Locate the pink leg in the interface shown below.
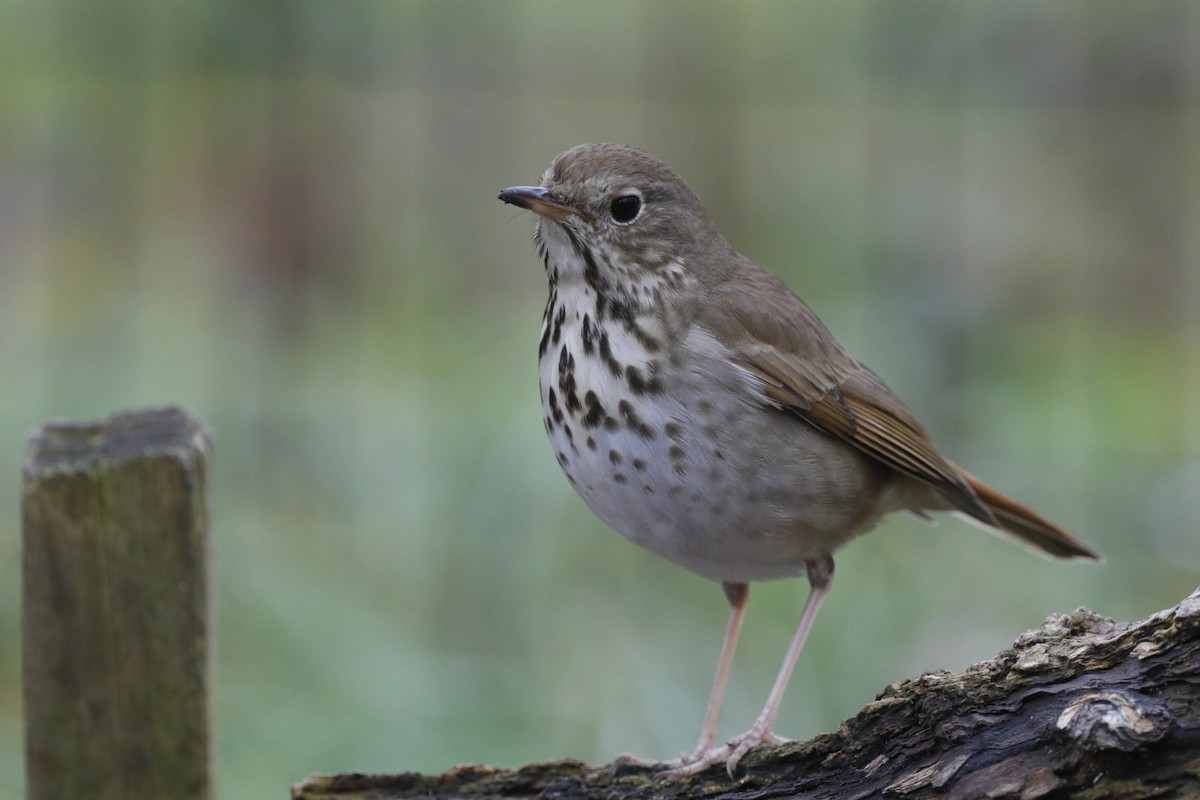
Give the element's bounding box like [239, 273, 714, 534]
[683, 582, 748, 761]
[664, 557, 834, 780]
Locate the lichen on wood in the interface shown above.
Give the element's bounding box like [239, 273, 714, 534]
[22, 406, 214, 800]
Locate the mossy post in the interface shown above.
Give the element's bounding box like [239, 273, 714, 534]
[22, 406, 214, 800]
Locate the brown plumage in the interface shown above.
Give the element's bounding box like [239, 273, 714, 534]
[698, 261, 1095, 560]
[499, 142, 1098, 779]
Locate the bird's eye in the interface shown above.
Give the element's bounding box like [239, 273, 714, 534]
[609, 194, 642, 224]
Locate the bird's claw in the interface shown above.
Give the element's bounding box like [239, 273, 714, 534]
[654, 722, 788, 780]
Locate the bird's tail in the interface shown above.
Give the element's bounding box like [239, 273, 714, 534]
[954, 470, 1101, 562]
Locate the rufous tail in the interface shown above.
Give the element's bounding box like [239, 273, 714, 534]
[958, 471, 1100, 561]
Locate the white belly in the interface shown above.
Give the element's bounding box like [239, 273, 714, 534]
[542, 317, 892, 584]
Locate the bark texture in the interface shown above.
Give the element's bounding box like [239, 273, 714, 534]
[295, 588, 1200, 800]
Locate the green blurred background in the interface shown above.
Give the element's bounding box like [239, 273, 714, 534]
[3, 2, 1199, 797]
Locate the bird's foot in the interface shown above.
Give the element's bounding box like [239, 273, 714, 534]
[657, 721, 788, 780]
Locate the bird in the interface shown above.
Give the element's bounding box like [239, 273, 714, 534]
[497, 143, 1099, 779]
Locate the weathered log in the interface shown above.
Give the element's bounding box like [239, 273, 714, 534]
[294, 587, 1200, 800]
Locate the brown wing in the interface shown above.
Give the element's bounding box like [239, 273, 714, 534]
[697, 264, 1099, 561]
[733, 344, 996, 523]
[699, 268, 992, 521]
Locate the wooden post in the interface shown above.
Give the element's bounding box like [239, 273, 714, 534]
[22, 406, 214, 800]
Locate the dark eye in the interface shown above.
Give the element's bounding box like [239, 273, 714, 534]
[609, 194, 642, 224]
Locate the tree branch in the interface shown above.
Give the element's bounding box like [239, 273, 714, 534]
[294, 588, 1200, 799]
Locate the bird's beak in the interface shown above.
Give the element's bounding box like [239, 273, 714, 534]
[498, 186, 589, 223]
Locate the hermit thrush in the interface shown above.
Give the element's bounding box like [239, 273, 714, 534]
[498, 143, 1099, 779]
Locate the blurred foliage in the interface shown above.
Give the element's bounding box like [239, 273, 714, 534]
[2, 2, 1199, 798]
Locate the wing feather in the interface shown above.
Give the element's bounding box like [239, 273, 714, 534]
[701, 272, 993, 521]
[691, 258, 1098, 561]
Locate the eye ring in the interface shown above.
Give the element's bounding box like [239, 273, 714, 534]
[609, 192, 643, 224]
